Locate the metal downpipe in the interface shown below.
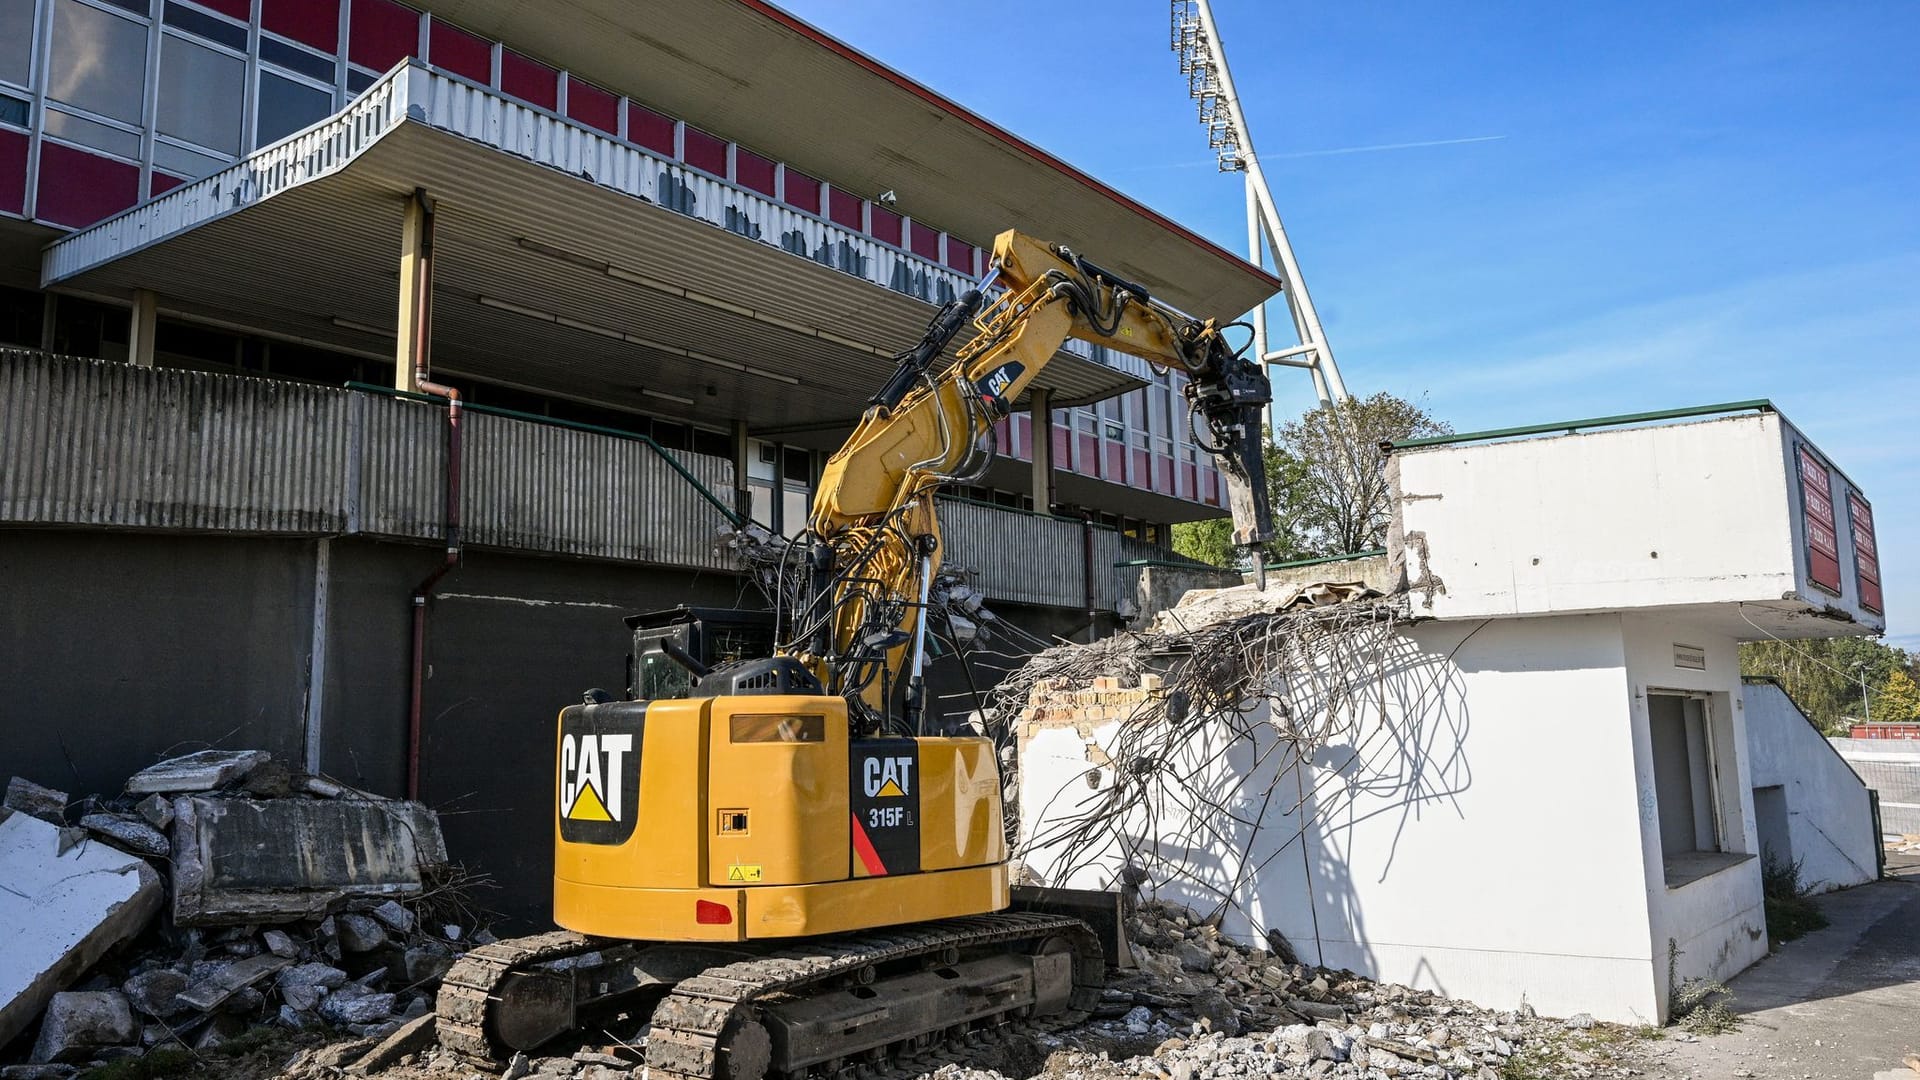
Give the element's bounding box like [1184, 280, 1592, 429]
[406, 190, 460, 802]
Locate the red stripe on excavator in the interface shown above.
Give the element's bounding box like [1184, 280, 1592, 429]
[850, 812, 888, 877]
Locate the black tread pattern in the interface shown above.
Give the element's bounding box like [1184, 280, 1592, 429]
[437, 929, 602, 1060]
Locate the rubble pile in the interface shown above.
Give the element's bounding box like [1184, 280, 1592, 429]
[0, 751, 473, 1078]
[962, 900, 1645, 1080]
[1888, 834, 1920, 855]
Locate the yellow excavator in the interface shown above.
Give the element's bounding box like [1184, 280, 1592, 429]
[436, 230, 1277, 1079]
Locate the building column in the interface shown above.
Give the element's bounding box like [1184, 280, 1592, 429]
[731, 419, 753, 522]
[394, 190, 433, 393]
[128, 289, 158, 368]
[1029, 387, 1055, 512]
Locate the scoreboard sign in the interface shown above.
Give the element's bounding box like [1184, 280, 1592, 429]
[1796, 445, 1842, 595]
[1849, 492, 1883, 615]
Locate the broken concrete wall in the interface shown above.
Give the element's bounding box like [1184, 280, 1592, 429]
[0, 810, 163, 1050]
[1016, 606, 1679, 1023]
[171, 795, 447, 926]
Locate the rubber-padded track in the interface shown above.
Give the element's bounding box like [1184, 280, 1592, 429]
[436, 929, 601, 1060]
[646, 912, 1103, 1080]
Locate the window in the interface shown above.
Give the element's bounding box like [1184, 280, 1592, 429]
[158, 35, 245, 155]
[48, 0, 149, 125]
[0, 91, 25, 128]
[44, 108, 140, 157]
[0, 0, 35, 88]
[154, 138, 226, 178]
[257, 70, 333, 145]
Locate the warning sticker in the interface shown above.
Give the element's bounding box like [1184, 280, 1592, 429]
[726, 864, 763, 883]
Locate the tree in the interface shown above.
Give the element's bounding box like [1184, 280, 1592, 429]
[1877, 669, 1920, 724]
[1740, 637, 1912, 733]
[1276, 391, 1450, 556]
[1173, 393, 1447, 566]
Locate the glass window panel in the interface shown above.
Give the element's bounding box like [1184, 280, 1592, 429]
[162, 1, 245, 49]
[260, 35, 336, 81]
[781, 487, 809, 539]
[96, 0, 149, 13]
[256, 70, 333, 144]
[153, 136, 226, 177]
[44, 106, 141, 158]
[48, 0, 150, 125]
[0, 0, 34, 88]
[0, 91, 26, 128]
[346, 67, 375, 94]
[158, 34, 243, 154]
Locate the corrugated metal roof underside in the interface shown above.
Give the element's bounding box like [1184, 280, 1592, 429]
[47, 121, 1146, 429]
[413, 0, 1281, 320]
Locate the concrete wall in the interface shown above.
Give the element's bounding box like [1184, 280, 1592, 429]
[1743, 679, 1880, 891]
[1387, 413, 1885, 636]
[1619, 614, 1767, 1008]
[1018, 613, 1683, 1022]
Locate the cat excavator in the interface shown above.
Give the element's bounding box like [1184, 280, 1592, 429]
[436, 229, 1277, 1079]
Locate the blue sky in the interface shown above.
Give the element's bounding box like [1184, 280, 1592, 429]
[779, 1, 1919, 646]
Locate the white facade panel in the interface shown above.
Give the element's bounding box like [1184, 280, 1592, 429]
[1388, 412, 1885, 634]
[1743, 680, 1879, 891]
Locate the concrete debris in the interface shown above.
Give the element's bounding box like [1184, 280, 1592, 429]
[0, 757, 481, 1077]
[77, 813, 170, 858]
[28, 992, 138, 1065]
[171, 795, 449, 926]
[124, 749, 270, 795]
[133, 794, 174, 831]
[1147, 579, 1381, 634]
[4, 777, 69, 825]
[0, 810, 164, 1051]
[351, 1012, 438, 1073]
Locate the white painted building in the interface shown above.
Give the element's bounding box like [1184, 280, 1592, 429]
[1742, 677, 1881, 890]
[1018, 405, 1887, 1023]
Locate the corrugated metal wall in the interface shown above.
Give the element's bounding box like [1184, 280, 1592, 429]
[0, 353, 735, 571]
[2, 352, 1177, 602]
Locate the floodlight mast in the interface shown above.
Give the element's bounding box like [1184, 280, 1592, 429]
[1172, 0, 1349, 418]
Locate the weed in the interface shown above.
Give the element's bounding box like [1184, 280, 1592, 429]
[1666, 939, 1740, 1035]
[1762, 854, 1830, 944]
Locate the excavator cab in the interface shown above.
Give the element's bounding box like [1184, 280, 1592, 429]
[625, 606, 776, 701]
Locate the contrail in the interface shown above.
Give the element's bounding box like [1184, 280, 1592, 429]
[1266, 134, 1507, 160]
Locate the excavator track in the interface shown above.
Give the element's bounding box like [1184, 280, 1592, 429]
[435, 913, 1101, 1079]
[647, 912, 1102, 1080]
[436, 929, 607, 1060]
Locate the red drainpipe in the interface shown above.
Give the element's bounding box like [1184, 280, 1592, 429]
[406, 190, 460, 801]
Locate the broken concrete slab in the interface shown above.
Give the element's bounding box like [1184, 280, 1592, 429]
[349, 1012, 436, 1073]
[175, 953, 291, 1013]
[77, 813, 169, 858]
[370, 899, 415, 934]
[318, 988, 394, 1026]
[124, 750, 269, 795]
[0, 811, 164, 1051]
[133, 795, 173, 831]
[168, 796, 447, 926]
[4, 778, 68, 825]
[29, 991, 139, 1064]
[120, 969, 189, 1020]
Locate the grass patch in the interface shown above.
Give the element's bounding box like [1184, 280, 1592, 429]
[1763, 854, 1830, 945]
[77, 1047, 197, 1080]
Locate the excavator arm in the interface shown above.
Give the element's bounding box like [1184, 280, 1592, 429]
[792, 229, 1275, 727]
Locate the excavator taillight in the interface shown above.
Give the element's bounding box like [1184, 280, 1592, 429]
[695, 900, 733, 925]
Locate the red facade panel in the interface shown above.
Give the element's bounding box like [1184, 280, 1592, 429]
[1797, 444, 1842, 594]
[626, 103, 675, 155]
[869, 204, 902, 246]
[1129, 449, 1147, 485]
[565, 78, 618, 135]
[1051, 427, 1069, 468]
[908, 221, 939, 262]
[150, 172, 187, 197]
[1849, 491, 1882, 614]
[944, 238, 974, 275]
[262, 0, 340, 51]
[1153, 456, 1173, 494]
[428, 19, 490, 82]
[1179, 461, 1196, 499]
[734, 148, 775, 196]
[347, 0, 418, 70]
[1103, 442, 1125, 480]
[36, 143, 139, 228]
[681, 125, 728, 176]
[0, 128, 25, 217]
[827, 187, 862, 230]
[499, 49, 557, 110]
[1013, 414, 1030, 459]
[782, 168, 820, 213]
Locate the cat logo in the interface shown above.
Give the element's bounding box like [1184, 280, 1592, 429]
[863, 755, 914, 799]
[559, 733, 632, 822]
[973, 361, 1025, 416]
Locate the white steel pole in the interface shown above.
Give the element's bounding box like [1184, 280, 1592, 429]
[1190, 0, 1349, 404]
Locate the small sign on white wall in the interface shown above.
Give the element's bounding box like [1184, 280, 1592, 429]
[1673, 643, 1707, 670]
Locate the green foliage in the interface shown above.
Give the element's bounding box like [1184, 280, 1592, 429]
[1876, 669, 1920, 723]
[1740, 637, 1914, 733]
[1665, 938, 1739, 1034]
[1277, 392, 1450, 555]
[1761, 854, 1830, 945]
[1173, 393, 1449, 565]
